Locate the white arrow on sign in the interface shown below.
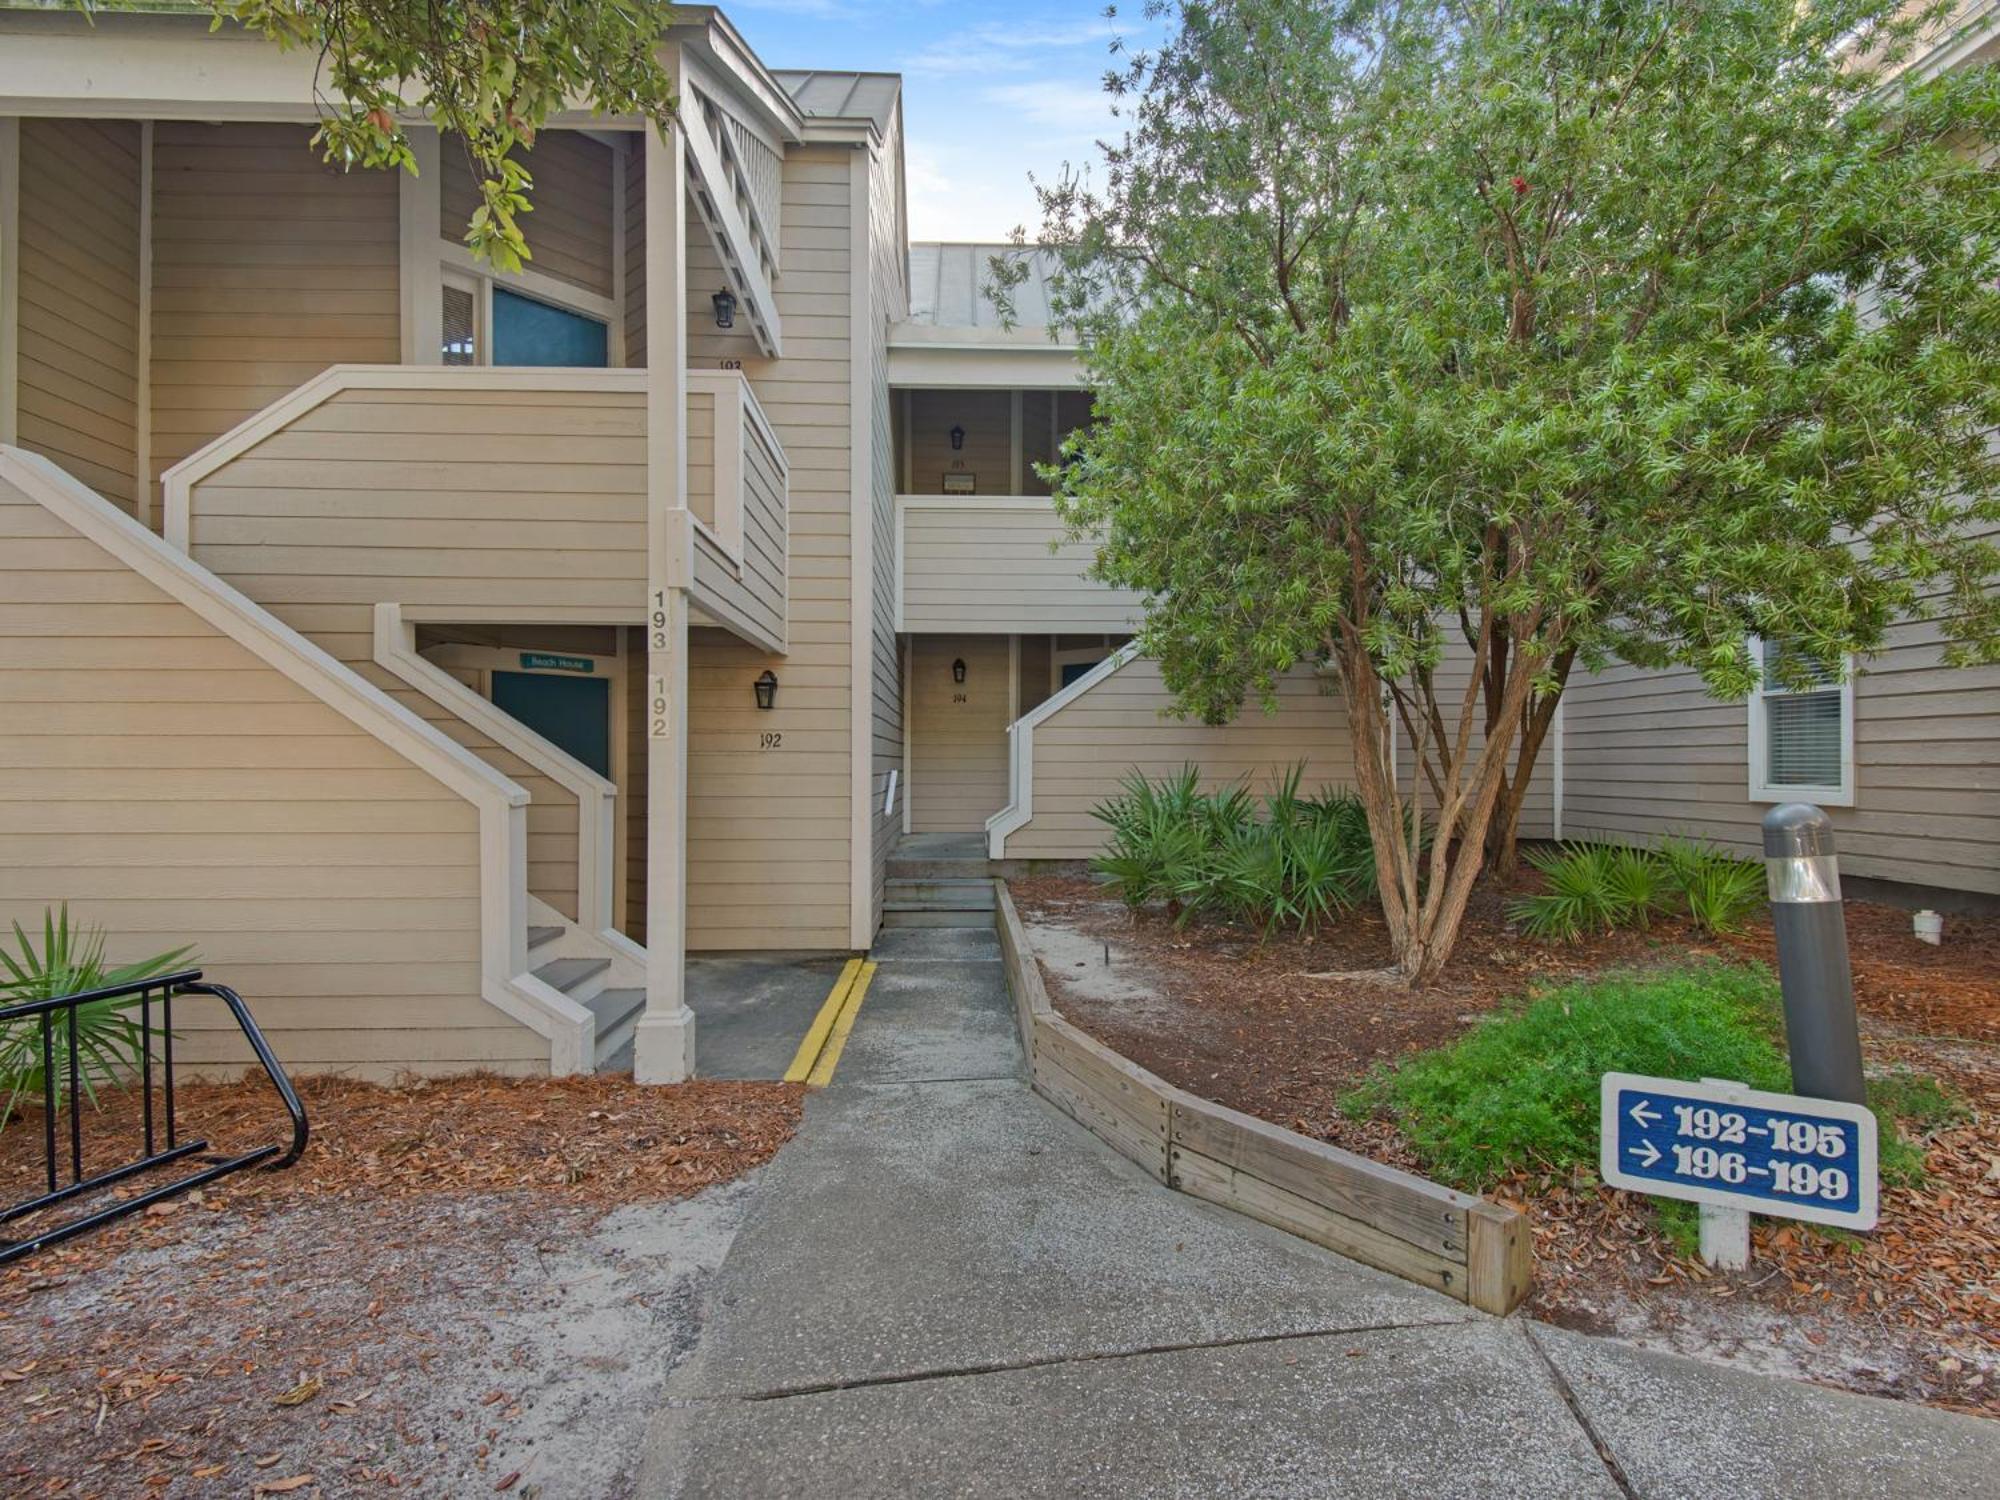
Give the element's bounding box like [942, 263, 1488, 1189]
[1629, 1140, 1661, 1168]
[1629, 1100, 1661, 1128]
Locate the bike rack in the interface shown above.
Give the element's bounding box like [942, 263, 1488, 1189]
[0, 970, 309, 1264]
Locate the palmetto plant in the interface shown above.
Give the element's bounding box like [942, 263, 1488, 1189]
[1509, 844, 1627, 942]
[1511, 837, 1767, 943]
[0, 906, 192, 1129]
[1090, 765, 1377, 937]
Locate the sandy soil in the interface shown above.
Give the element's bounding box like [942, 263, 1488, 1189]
[0, 1075, 800, 1496]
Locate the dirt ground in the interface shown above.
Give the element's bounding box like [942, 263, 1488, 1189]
[0, 1074, 801, 1497]
[1012, 871, 2000, 1416]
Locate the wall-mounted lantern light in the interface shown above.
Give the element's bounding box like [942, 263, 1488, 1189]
[949, 424, 966, 452]
[753, 669, 778, 710]
[952, 657, 967, 685]
[712, 288, 738, 330]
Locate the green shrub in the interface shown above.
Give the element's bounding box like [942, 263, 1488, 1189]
[1658, 837, 1765, 935]
[1509, 837, 1765, 942]
[0, 905, 192, 1129]
[1509, 843, 1626, 941]
[1342, 964, 1792, 1189]
[1089, 764, 1375, 935]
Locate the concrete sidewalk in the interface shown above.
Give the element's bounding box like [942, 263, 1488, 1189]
[639, 925, 1998, 1498]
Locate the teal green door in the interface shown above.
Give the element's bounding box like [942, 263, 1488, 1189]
[491, 670, 612, 777]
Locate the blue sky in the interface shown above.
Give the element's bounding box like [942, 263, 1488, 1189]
[724, 1, 1153, 241]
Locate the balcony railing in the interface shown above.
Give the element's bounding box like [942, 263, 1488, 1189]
[895, 495, 1144, 634]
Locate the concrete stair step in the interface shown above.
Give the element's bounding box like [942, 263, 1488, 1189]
[527, 925, 563, 952]
[884, 885, 996, 912]
[883, 908, 997, 930]
[532, 956, 610, 1006]
[885, 856, 993, 882]
[589, 986, 646, 1067]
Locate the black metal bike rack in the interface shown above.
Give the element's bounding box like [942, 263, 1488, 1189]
[0, 970, 309, 1264]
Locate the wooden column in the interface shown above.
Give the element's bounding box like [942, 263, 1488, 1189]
[398, 125, 443, 366]
[0, 118, 20, 447]
[635, 94, 696, 1083]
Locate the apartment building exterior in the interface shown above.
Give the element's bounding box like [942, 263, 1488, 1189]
[0, 3, 1991, 1086]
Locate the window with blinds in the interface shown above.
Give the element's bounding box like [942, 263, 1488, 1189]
[442, 282, 478, 365]
[1749, 639, 1853, 804]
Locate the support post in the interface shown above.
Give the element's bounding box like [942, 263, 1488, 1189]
[635, 99, 696, 1084]
[1698, 1204, 1750, 1270]
[1761, 804, 1866, 1106]
[0, 117, 20, 447]
[398, 126, 443, 366]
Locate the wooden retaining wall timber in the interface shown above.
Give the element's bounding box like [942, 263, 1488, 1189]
[994, 881, 1532, 1316]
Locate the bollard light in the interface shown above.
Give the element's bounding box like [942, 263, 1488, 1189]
[1762, 804, 1867, 1106]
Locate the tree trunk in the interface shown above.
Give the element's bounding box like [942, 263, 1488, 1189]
[1337, 633, 1541, 986]
[1482, 645, 1576, 878]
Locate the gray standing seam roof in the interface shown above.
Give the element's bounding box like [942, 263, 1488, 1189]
[771, 69, 902, 134]
[905, 242, 1066, 331]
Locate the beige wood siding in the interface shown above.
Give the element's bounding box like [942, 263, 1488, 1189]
[1564, 617, 2000, 894]
[900, 499, 1145, 634]
[690, 385, 789, 651]
[0, 472, 535, 1078]
[1007, 656, 1356, 859]
[677, 147, 859, 951]
[907, 389, 1013, 494]
[14, 119, 143, 512]
[184, 384, 649, 918]
[1018, 635, 1054, 715]
[441, 131, 615, 300]
[909, 635, 1012, 833]
[623, 145, 647, 365]
[866, 125, 906, 930]
[687, 387, 717, 526]
[149, 123, 400, 516]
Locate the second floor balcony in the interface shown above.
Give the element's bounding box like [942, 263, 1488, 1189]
[891, 384, 1142, 635]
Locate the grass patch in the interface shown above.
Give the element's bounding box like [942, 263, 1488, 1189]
[1343, 963, 1790, 1190]
[1342, 961, 1945, 1199]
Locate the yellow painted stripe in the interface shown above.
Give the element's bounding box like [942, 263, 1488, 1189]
[806, 960, 877, 1088]
[784, 958, 862, 1084]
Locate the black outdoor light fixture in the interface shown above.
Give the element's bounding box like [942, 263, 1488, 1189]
[949, 424, 966, 451]
[712, 287, 738, 330]
[753, 669, 778, 710]
[951, 657, 967, 685]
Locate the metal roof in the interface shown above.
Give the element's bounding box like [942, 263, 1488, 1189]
[904, 242, 1073, 331]
[771, 70, 901, 133]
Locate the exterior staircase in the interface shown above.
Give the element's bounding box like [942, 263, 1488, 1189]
[525, 910, 647, 1070]
[882, 834, 1015, 929]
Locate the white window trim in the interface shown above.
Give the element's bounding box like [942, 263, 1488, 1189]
[1747, 637, 1855, 807]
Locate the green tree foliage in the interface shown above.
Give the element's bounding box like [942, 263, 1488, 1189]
[1006, 0, 2000, 983]
[77, 0, 679, 269]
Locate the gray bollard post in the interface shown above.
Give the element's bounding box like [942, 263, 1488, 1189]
[1761, 804, 1867, 1106]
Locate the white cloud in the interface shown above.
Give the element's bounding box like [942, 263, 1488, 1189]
[982, 79, 1120, 134]
[903, 17, 1123, 75]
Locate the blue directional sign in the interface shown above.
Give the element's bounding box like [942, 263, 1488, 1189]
[1600, 1073, 1878, 1230]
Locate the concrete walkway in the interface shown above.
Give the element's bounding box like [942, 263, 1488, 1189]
[639, 926, 1998, 1498]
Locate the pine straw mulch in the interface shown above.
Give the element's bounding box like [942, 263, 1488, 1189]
[1011, 872, 2000, 1416]
[0, 1074, 802, 1496]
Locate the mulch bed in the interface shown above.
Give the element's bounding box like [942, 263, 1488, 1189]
[1012, 872, 2000, 1415]
[0, 1074, 802, 1496]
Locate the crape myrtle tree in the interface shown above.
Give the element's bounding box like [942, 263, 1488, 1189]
[74, 0, 680, 268]
[1005, 0, 2000, 984]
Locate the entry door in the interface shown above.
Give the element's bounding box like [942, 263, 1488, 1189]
[491, 670, 612, 776]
